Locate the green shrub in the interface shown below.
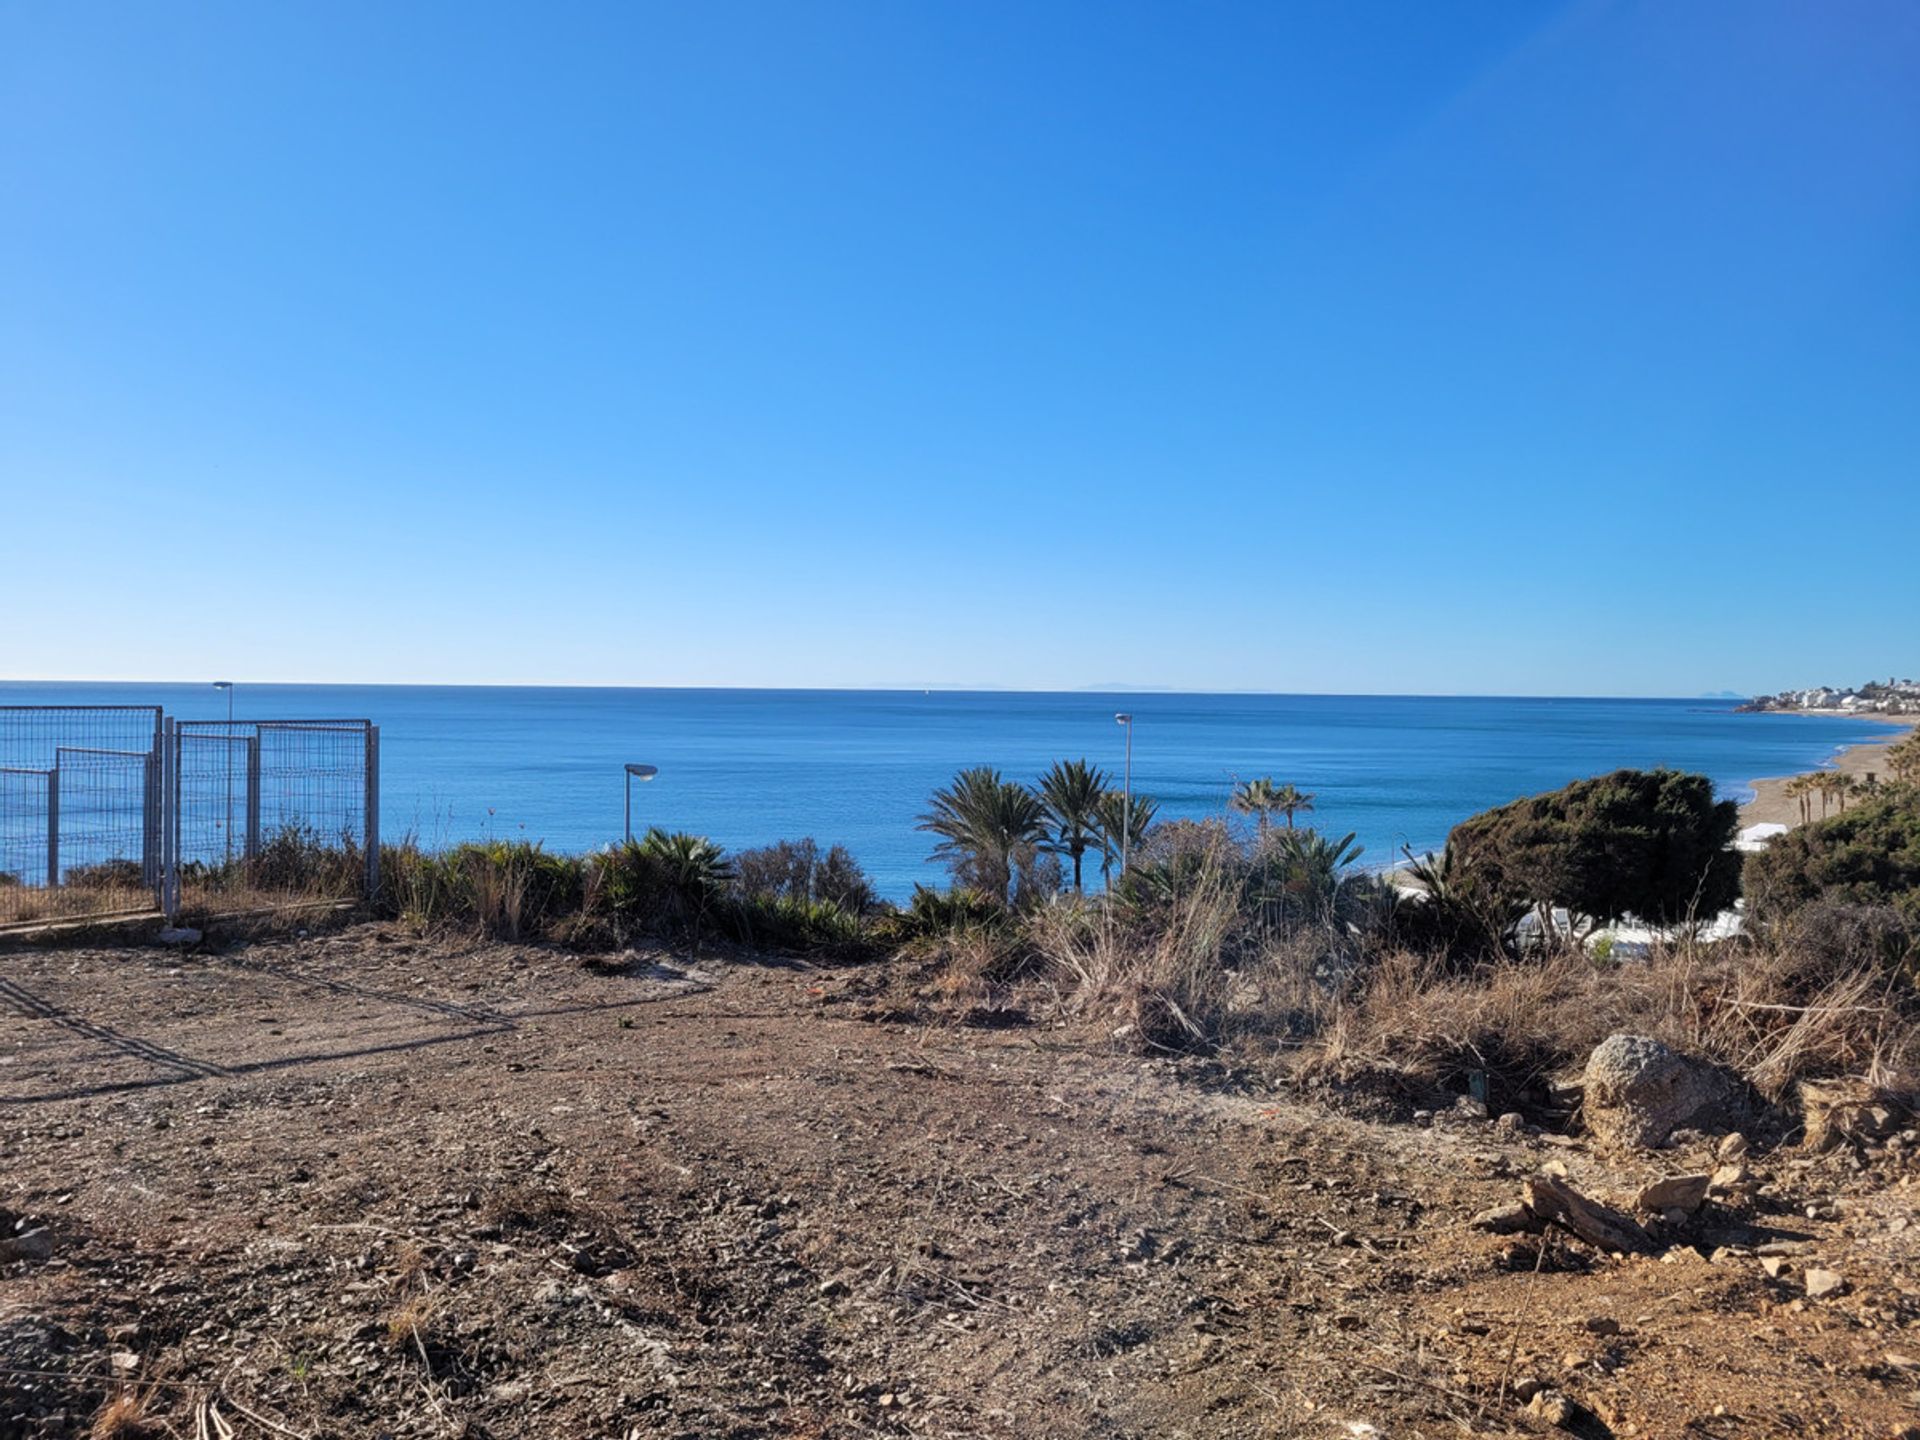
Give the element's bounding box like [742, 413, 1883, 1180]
[733, 838, 876, 914]
[1446, 768, 1740, 932]
[1745, 784, 1920, 931]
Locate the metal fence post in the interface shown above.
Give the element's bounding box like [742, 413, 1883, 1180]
[45, 765, 59, 889]
[364, 724, 380, 902]
[245, 734, 262, 861]
[162, 718, 180, 922]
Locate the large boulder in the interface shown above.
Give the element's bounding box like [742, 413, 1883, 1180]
[1582, 1034, 1739, 1149]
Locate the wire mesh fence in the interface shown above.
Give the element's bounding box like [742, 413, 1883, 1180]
[0, 706, 378, 929]
[0, 706, 164, 925]
[168, 719, 379, 917]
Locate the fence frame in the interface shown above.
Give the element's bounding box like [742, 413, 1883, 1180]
[1, 706, 379, 929]
[0, 705, 164, 926]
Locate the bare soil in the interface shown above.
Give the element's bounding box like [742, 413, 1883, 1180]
[3, 924, 1918, 1438]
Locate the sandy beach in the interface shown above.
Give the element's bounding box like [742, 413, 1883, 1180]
[1739, 711, 1917, 830]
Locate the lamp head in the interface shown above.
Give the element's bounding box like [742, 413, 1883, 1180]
[1114, 712, 1131, 725]
[625, 764, 658, 781]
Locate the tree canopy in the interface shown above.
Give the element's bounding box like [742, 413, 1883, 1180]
[1745, 783, 1920, 927]
[1446, 768, 1740, 929]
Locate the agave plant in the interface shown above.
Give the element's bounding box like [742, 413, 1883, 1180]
[1038, 758, 1110, 891]
[638, 827, 733, 956]
[1256, 827, 1363, 921]
[917, 767, 1049, 905]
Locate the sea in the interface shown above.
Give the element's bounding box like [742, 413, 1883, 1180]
[0, 682, 1891, 901]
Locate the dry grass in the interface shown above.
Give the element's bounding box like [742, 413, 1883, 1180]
[1025, 869, 1345, 1052]
[1304, 939, 1918, 1107]
[381, 1294, 438, 1353]
[89, 1390, 155, 1440]
[973, 842, 1920, 1115]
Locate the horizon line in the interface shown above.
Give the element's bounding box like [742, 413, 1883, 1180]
[0, 675, 1762, 704]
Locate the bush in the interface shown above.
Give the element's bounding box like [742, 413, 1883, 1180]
[1446, 768, 1740, 933]
[1745, 783, 1920, 932]
[733, 838, 876, 914]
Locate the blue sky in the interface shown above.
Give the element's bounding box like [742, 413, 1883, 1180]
[3, 1, 1916, 696]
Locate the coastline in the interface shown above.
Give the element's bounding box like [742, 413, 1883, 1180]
[1739, 711, 1917, 831]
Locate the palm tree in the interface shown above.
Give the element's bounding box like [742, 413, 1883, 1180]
[1833, 773, 1860, 812]
[917, 767, 1049, 905]
[1888, 733, 1920, 782]
[1784, 773, 1815, 825]
[1038, 758, 1109, 892]
[1230, 777, 1284, 843]
[1094, 788, 1158, 890]
[1272, 782, 1315, 829]
[1816, 772, 1839, 818]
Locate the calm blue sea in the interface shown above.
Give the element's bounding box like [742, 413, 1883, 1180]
[0, 683, 1890, 900]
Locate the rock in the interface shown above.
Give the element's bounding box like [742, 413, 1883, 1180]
[1583, 1035, 1741, 1149]
[157, 926, 202, 946]
[1582, 1315, 1620, 1336]
[1528, 1389, 1580, 1428]
[1760, 1255, 1794, 1279]
[1523, 1172, 1653, 1254]
[1635, 1173, 1711, 1214]
[0, 1228, 53, 1263]
[1709, 1163, 1750, 1192]
[1804, 1267, 1846, 1300]
[1453, 1095, 1490, 1121]
[1471, 1202, 1543, 1235]
[1495, 1112, 1527, 1135]
[1511, 1377, 1545, 1402]
[1717, 1132, 1750, 1160]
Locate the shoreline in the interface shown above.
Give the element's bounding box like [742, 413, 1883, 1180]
[1739, 711, 1917, 831]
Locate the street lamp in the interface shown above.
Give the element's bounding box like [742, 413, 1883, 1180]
[214, 681, 234, 866]
[624, 763, 658, 843]
[1114, 713, 1133, 878]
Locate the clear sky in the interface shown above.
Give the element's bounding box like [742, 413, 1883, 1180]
[3, 1, 1916, 696]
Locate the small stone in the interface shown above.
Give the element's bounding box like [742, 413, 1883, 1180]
[1471, 1202, 1540, 1235]
[1717, 1132, 1750, 1160]
[1710, 1163, 1750, 1192]
[1529, 1389, 1579, 1427]
[0, 1229, 54, 1263]
[1495, 1112, 1527, 1134]
[1761, 1255, 1793, 1279]
[1582, 1315, 1621, 1336]
[1804, 1268, 1846, 1300]
[1511, 1377, 1545, 1402]
[1636, 1173, 1711, 1213]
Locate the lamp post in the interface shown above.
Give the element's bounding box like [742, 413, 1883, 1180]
[214, 681, 234, 866]
[1114, 713, 1133, 878]
[624, 763, 658, 843]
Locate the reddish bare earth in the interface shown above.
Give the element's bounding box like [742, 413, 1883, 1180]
[3, 924, 1918, 1438]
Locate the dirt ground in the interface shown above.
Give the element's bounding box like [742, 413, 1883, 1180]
[3, 924, 1918, 1439]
